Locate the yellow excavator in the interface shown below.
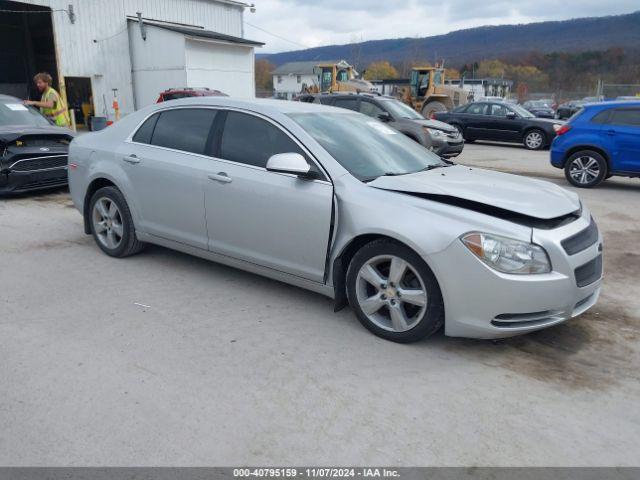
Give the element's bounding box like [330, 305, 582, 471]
[303, 60, 375, 94]
[401, 66, 471, 118]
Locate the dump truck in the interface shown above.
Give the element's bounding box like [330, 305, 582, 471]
[400, 66, 471, 118]
[302, 60, 376, 94]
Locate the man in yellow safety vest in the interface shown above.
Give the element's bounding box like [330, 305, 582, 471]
[23, 72, 71, 127]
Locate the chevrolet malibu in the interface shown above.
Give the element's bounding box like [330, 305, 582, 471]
[68, 98, 603, 343]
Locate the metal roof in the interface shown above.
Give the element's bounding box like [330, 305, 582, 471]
[272, 61, 338, 76]
[127, 18, 264, 46]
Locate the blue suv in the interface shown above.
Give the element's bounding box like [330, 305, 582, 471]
[551, 101, 640, 188]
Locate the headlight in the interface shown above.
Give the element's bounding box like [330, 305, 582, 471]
[425, 128, 444, 137]
[461, 232, 551, 274]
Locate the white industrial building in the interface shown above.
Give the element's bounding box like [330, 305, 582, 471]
[0, 0, 262, 123]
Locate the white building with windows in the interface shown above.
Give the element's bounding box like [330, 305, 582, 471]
[271, 61, 326, 100]
[0, 0, 262, 122]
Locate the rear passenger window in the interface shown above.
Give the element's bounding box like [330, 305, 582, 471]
[151, 109, 217, 155]
[360, 101, 385, 118]
[132, 113, 159, 144]
[610, 109, 640, 127]
[590, 110, 611, 124]
[220, 111, 309, 169]
[332, 97, 359, 111]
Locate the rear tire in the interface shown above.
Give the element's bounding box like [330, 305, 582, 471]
[564, 150, 607, 188]
[346, 239, 444, 343]
[523, 129, 546, 150]
[89, 186, 145, 257]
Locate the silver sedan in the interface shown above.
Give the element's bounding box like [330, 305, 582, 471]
[68, 98, 603, 342]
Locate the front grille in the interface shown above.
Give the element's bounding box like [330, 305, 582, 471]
[9, 155, 68, 172]
[561, 217, 599, 255]
[575, 255, 603, 288]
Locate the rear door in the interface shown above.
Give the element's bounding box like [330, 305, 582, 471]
[606, 108, 640, 172]
[204, 110, 333, 283]
[120, 108, 216, 249]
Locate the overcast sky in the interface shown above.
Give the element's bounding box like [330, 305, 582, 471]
[245, 0, 639, 53]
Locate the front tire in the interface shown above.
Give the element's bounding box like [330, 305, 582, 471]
[564, 150, 607, 188]
[89, 186, 145, 257]
[421, 101, 447, 118]
[346, 239, 444, 343]
[523, 129, 546, 150]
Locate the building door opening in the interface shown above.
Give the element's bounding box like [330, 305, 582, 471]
[65, 77, 94, 130]
[0, 0, 58, 100]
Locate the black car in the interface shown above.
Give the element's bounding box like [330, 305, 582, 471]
[434, 101, 564, 150]
[299, 93, 464, 158]
[522, 100, 555, 119]
[0, 95, 74, 194]
[556, 100, 584, 120]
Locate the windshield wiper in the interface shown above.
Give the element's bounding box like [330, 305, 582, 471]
[362, 171, 408, 183]
[419, 163, 450, 172]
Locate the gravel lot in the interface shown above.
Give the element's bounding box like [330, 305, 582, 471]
[1, 142, 639, 466]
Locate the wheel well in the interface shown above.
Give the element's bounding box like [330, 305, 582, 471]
[562, 145, 610, 169]
[83, 178, 116, 234]
[332, 234, 413, 311]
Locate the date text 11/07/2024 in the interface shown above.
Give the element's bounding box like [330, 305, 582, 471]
[233, 468, 400, 478]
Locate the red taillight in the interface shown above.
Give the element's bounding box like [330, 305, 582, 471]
[430, 113, 436, 119]
[556, 124, 571, 136]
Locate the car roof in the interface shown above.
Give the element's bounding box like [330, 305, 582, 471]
[583, 100, 640, 109]
[150, 96, 342, 115]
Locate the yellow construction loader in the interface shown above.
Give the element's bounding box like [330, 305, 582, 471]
[401, 66, 471, 118]
[303, 60, 375, 94]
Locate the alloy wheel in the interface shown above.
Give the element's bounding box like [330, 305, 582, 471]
[569, 156, 601, 185]
[92, 197, 124, 249]
[525, 131, 543, 149]
[355, 255, 428, 333]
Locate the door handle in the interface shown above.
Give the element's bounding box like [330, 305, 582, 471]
[208, 172, 232, 184]
[123, 154, 140, 164]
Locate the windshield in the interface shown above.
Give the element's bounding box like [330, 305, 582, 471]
[380, 99, 423, 120]
[510, 104, 535, 118]
[288, 112, 445, 182]
[0, 99, 52, 127]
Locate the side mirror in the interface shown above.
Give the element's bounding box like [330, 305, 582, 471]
[266, 153, 314, 178]
[378, 112, 392, 122]
[506, 111, 517, 119]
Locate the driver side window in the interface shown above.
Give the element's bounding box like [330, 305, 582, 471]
[466, 103, 487, 115]
[359, 101, 385, 119]
[490, 104, 508, 117]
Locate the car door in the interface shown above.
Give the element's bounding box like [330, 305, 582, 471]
[605, 108, 640, 172]
[204, 110, 333, 283]
[486, 103, 521, 142]
[460, 103, 488, 139]
[120, 107, 217, 249]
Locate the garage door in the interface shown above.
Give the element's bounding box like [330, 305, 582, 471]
[185, 38, 254, 99]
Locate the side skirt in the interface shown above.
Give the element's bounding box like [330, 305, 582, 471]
[137, 232, 335, 299]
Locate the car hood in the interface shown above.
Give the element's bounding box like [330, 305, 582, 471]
[410, 118, 457, 132]
[369, 165, 580, 220]
[0, 125, 75, 143]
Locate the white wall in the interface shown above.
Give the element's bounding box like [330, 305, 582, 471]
[19, 0, 246, 116]
[273, 74, 317, 99]
[185, 38, 255, 98]
[128, 24, 188, 108]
